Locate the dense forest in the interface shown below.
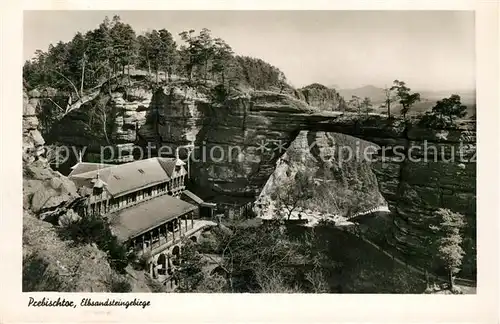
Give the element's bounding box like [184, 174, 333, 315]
[23, 15, 288, 94]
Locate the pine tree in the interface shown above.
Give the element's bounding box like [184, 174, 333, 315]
[348, 95, 362, 115]
[136, 34, 152, 74]
[110, 17, 137, 77]
[431, 94, 467, 126]
[431, 208, 466, 291]
[211, 38, 234, 86]
[66, 32, 87, 96]
[157, 29, 178, 81]
[361, 97, 373, 116]
[390, 80, 421, 119]
[179, 29, 206, 81]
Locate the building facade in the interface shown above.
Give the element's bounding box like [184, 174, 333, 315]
[69, 156, 187, 216]
[68, 156, 216, 289]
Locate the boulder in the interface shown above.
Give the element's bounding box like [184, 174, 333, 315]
[31, 188, 57, 213]
[295, 83, 346, 111]
[58, 209, 81, 227]
[23, 116, 39, 130]
[29, 130, 45, 146]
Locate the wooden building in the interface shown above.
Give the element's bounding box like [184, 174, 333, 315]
[69, 156, 188, 216]
[68, 156, 217, 287]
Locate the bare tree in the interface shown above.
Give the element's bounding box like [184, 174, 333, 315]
[381, 85, 396, 118]
[273, 170, 315, 220]
[44, 75, 121, 120]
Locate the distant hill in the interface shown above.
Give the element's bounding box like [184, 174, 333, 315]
[337, 85, 386, 103]
[338, 85, 475, 103]
[336, 85, 476, 117]
[419, 89, 476, 104]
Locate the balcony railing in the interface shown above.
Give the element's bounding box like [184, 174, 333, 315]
[136, 220, 217, 258]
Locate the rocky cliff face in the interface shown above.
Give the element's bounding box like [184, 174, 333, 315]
[141, 86, 476, 276]
[138, 83, 210, 148]
[256, 130, 386, 218]
[23, 90, 79, 215]
[32, 82, 476, 277]
[295, 83, 347, 111]
[110, 85, 152, 143]
[23, 90, 150, 292]
[23, 91, 46, 164]
[41, 86, 152, 147]
[369, 122, 476, 277]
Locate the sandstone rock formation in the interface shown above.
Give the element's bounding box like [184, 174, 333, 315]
[23, 91, 46, 164]
[23, 90, 80, 215]
[369, 121, 477, 277]
[31, 82, 476, 277]
[23, 89, 145, 292]
[256, 130, 386, 218]
[138, 83, 211, 148]
[144, 85, 475, 277]
[295, 83, 347, 111]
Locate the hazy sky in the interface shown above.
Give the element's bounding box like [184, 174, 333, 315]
[24, 10, 475, 91]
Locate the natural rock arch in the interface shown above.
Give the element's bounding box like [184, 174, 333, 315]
[30, 86, 476, 278]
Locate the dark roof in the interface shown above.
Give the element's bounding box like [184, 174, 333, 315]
[68, 162, 114, 177]
[109, 194, 197, 242]
[69, 157, 182, 197]
[181, 190, 204, 205]
[157, 157, 186, 177]
[157, 158, 177, 177]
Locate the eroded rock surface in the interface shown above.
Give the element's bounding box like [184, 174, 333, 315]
[30, 83, 476, 277]
[23, 91, 46, 164]
[256, 131, 386, 218]
[295, 83, 347, 111]
[23, 90, 80, 214]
